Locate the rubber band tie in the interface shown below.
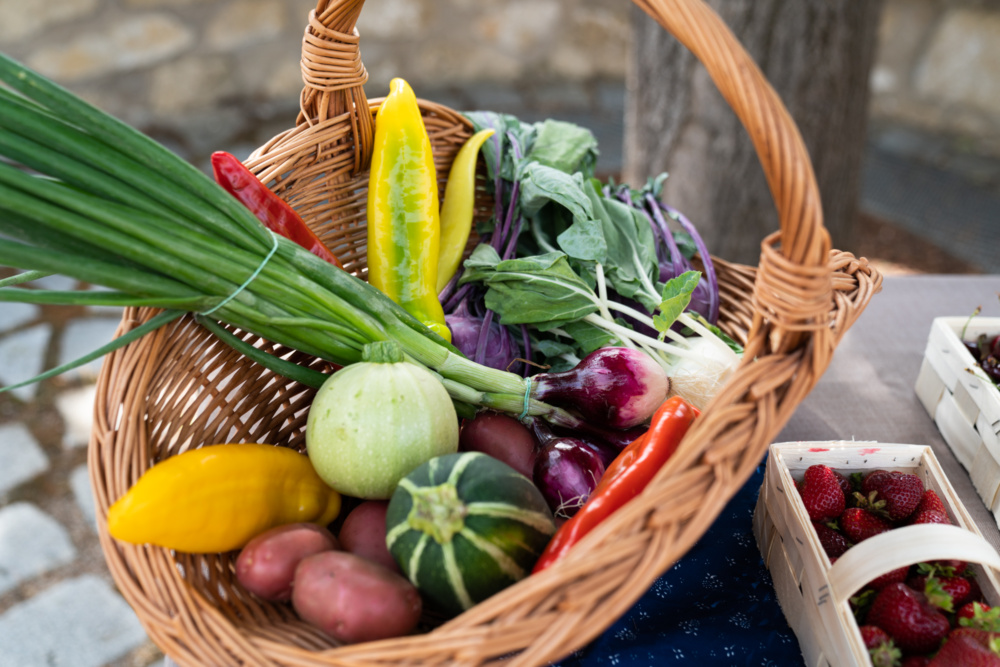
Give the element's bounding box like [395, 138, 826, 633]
[518, 377, 533, 421]
[201, 231, 280, 316]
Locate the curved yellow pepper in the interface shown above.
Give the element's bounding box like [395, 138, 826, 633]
[436, 128, 496, 294]
[367, 78, 451, 342]
[107, 443, 341, 553]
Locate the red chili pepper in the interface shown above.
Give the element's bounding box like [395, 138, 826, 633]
[211, 151, 344, 269]
[532, 396, 699, 573]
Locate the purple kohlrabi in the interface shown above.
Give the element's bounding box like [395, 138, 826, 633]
[445, 300, 522, 373]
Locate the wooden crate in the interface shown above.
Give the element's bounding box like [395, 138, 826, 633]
[753, 440, 1000, 667]
[916, 317, 1000, 526]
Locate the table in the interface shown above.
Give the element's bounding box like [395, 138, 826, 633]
[557, 274, 1000, 666]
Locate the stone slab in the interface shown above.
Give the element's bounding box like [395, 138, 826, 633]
[0, 303, 39, 333]
[57, 318, 124, 382]
[0, 324, 51, 401]
[0, 575, 148, 667]
[0, 423, 49, 496]
[54, 385, 97, 450]
[0, 503, 76, 596]
[69, 464, 96, 528]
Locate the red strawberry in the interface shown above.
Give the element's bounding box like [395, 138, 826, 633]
[812, 521, 850, 558]
[927, 628, 1000, 666]
[901, 657, 929, 667]
[861, 624, 892, 648]
[797, 465, 846, 521]
[959, 602, 1000, 632]
[861, 469, 925, 521]
[867, 565, 911, 591]
[909, 490, 951, 525]
[908, 571, 975, 612]
[861, 625, 901, 667]
[834, 470, 853, 498]
[867, 583, 951, 654]
[841, 507, 893, 544]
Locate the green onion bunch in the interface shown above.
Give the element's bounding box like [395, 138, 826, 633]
[0, 54, 587, 427]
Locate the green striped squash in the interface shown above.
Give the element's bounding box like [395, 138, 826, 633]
[385, 451, 556, 616]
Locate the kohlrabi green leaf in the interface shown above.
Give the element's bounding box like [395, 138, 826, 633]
[653, 270, 700, 334]
[463, 251, 599, 329]
[518, 163, 594, 222]
[584, 180, 659, 310]
[525, 119, 599, 177]
[556, 214, 606, 263]
[560, 320, 619, 355]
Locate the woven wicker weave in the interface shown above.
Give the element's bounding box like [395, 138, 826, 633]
[89, 0, 883, 665]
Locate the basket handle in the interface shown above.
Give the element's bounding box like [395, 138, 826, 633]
[298, 0, 374, 173]
[827, 524, 1000, 605]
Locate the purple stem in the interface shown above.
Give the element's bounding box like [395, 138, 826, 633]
[443, 281, 475, 314]
[502, 218, 523, 261]
[520, 324, 532, 377]
[645, 193, 689, 273]
[474, 307, 495, 365]
[659, 202, 720, 324]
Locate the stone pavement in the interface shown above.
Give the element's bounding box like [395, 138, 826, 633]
[0, 276, 161, 667]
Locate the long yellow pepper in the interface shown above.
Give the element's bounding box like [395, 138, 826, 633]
[367, 78, 451, 342]
[107, 443, 342, 553]
[436, 128, 496, 293]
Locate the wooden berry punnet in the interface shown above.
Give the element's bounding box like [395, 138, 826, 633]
[753, 440, 1000, 667]
[917, 316, 1000, 528]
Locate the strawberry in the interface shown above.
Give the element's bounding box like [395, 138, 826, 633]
[841, 507, 893, 544]
[867, 565, 911, 591]
[797, 465, 846, 521]
[908, 568, 975, 612]
[927, 628, 1000, 666]
[909, 490, 951, 526]
[867, 582, 951, 654]
[959, 602, 1000, 632]
[812, 521, 850, 558]
[861, 469, 925, 521]
[900, 657, 929, 667]
[834, 470, 853, 498]
[861, 625, 902, 667]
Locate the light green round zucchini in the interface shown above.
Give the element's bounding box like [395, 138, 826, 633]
[306, 342, 458, 499]
[385, 452, 556, 616]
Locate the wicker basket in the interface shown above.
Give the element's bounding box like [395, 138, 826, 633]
[753, 440, 1000, 666]
[917, 316, 1000, 527]
[88, 0, 883, 664]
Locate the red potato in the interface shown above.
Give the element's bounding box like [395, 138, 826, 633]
[338, 500, 400, 574]
[459, 411, 537, 479]
[235, 523, 338, 602]
[292, 551, 422, 644]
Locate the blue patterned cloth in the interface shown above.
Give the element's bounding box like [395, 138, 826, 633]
[557, 463, 804, 667]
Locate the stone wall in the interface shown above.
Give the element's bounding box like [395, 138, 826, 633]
[872, 0, 1000, 156]
[0, 0, 628, 165]
[2, 0, 1000, 164]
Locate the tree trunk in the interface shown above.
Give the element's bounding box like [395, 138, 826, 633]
[624, 0, 884, 265]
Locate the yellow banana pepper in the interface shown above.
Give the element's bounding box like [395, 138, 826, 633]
[367, 78, 451, 342]
[436, 128, 496, 293]
[107, 443, 342, 553]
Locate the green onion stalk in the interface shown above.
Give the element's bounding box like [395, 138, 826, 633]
[0, 54, 599, 430]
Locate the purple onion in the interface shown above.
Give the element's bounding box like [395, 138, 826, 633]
[531, 347, 669, 430]
[532, 435, 606, 518]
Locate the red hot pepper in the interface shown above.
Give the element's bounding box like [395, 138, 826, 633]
[532, 396, 699, 573]
[211, 151, 343, 269]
